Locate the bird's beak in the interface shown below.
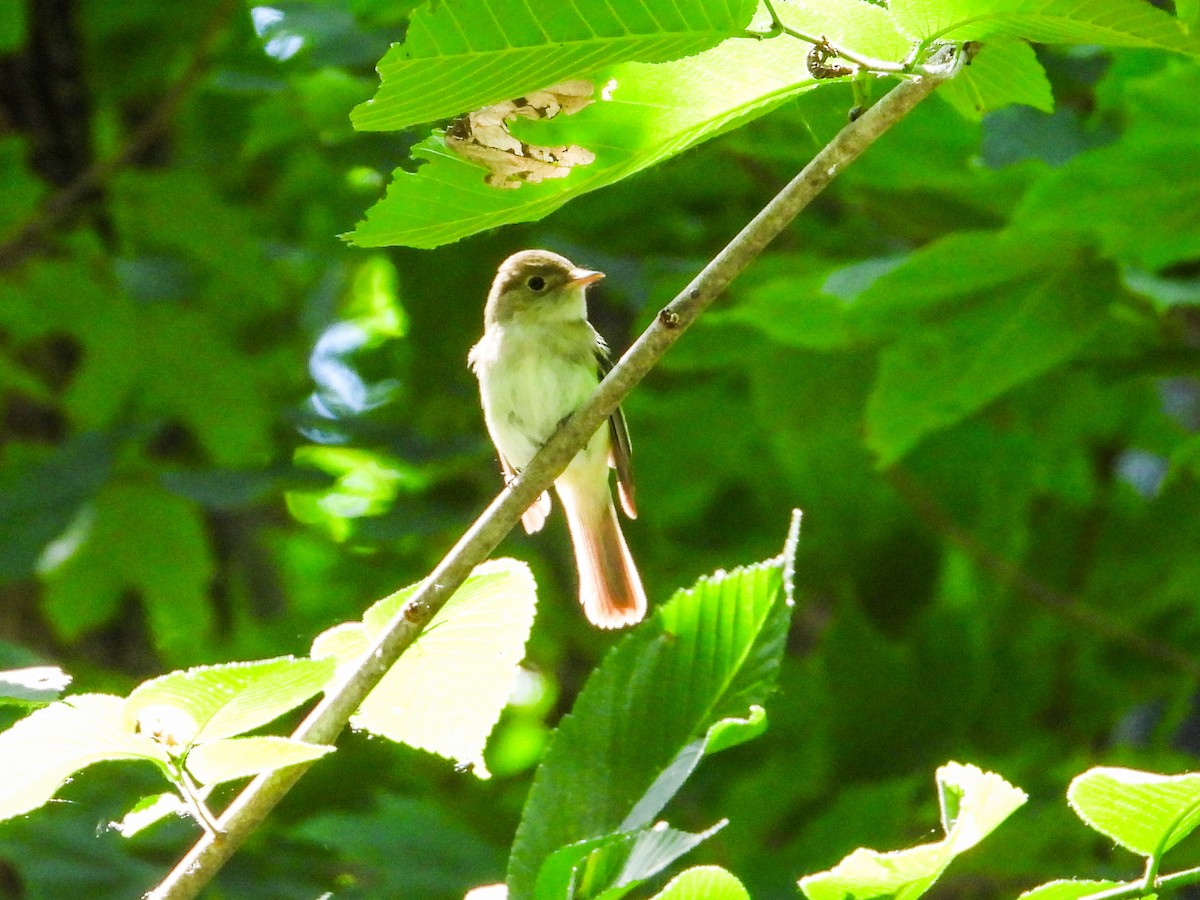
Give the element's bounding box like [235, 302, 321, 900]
[569, 268, 605, 287]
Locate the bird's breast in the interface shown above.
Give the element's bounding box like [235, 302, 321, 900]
[473, 321, 601, 468]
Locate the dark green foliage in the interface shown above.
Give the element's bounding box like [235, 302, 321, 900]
[2, 0, 1200, 897]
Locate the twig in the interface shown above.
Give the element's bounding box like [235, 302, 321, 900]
[176, 766, 221, 838]
[888, 467, 1200, 677]
[751, 0, 930, 75]
[0, 0, 239, 270]
[146, 64, 958, 900]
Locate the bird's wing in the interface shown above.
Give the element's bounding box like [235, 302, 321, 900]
[597, 348, 637, 519]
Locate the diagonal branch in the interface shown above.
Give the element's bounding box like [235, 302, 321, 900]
[146, 57, 962, 900]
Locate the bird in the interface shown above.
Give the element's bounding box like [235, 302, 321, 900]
[468, 249, 646, 629]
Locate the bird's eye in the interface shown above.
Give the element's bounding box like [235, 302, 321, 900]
[527, 275, 546, 292]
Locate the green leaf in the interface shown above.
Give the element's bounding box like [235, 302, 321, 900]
[891, 0, 1199, 54]
[112, 171, 286, 324]
[0, 3, 24, 53]
[298, 795, 505, 897]
[938, 39, 1054, 120]
[351, 0, 757, 131]
[863, 232, 1113, 466]
[1067, 767, 1200, 858]
[535, 821, 725, 900]
[0, 136, 42, 228]
[40, 482, 216, 661]
[311, 558, 537, 774]
[703, 703, 768, 754]
[1013, 135, 1200, 269]
[712, 254, 860, 351]
[124, 656, 335, 744]
[848, 231, 1066, 337]
[344, 0, 425, 27]
[0, 351, 55, 405]
[1019, 880, 1124, 900]
[184, 735, 333, 787]
[622, 706, 766, 834]
[158, 464, 312, 510]
[0, 694, 168, 822]
[126, 307, 279, 465]
[0, 431, 113, 581]
[1122, 268, 1200, 310]
[2, 261, 279, 473]
[935, 762, 1026, 850]
[109, 792, 187, 838]
[651, 866, 751, 900]
[1181, 0, 1200, 32]
[507, 512, 799, 899]
[799, 762, 1026, 900]
[348, 36, 816, 248]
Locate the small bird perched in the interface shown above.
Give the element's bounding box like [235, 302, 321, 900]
[468, 249, 646, 629]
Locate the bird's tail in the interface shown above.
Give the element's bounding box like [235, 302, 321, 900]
[558, 479, 646, 629]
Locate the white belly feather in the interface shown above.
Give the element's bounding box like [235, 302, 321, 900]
[470, 320, 607, 472]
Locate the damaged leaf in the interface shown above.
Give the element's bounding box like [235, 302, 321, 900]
[445, 80, 605, 189]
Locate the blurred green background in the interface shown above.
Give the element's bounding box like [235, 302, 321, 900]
[2, 0, 1200, 897]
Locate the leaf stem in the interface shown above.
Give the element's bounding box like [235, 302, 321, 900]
[174, 761, 221, 837]
[145, 61, 959, 900]
[1080, 864, 1200, 900]
[1143, 855, 1162, 893]
[751, 0, 947, 76]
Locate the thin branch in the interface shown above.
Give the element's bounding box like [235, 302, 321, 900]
[0, 0, 239, 271]
[176, 766, 221, 838]
[888, 467, 1200, 678]
[146, 64, 958, 900]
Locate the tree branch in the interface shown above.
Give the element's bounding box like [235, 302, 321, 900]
[146, 62, 959, 900]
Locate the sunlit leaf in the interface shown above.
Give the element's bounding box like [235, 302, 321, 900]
[185, 735, 333, 786]
[892, 0, 1199, 54]
[938, 39, 1054, 119]
[109, 792, 187, 838]
[0, 695, 167, 822]
[651, 866, 751, 900]
[311, 558, 537, 774]
[772, 0, 915, 59]
[799, 763, 1026, 900]
[124, 656, 335, 744]
[1067, 767, 1200, 857]
[351, 0, 758, 131]
[348, 36, 816, 248]
[1019, 880, 1126, 900]
[0, 666, 71, 705]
